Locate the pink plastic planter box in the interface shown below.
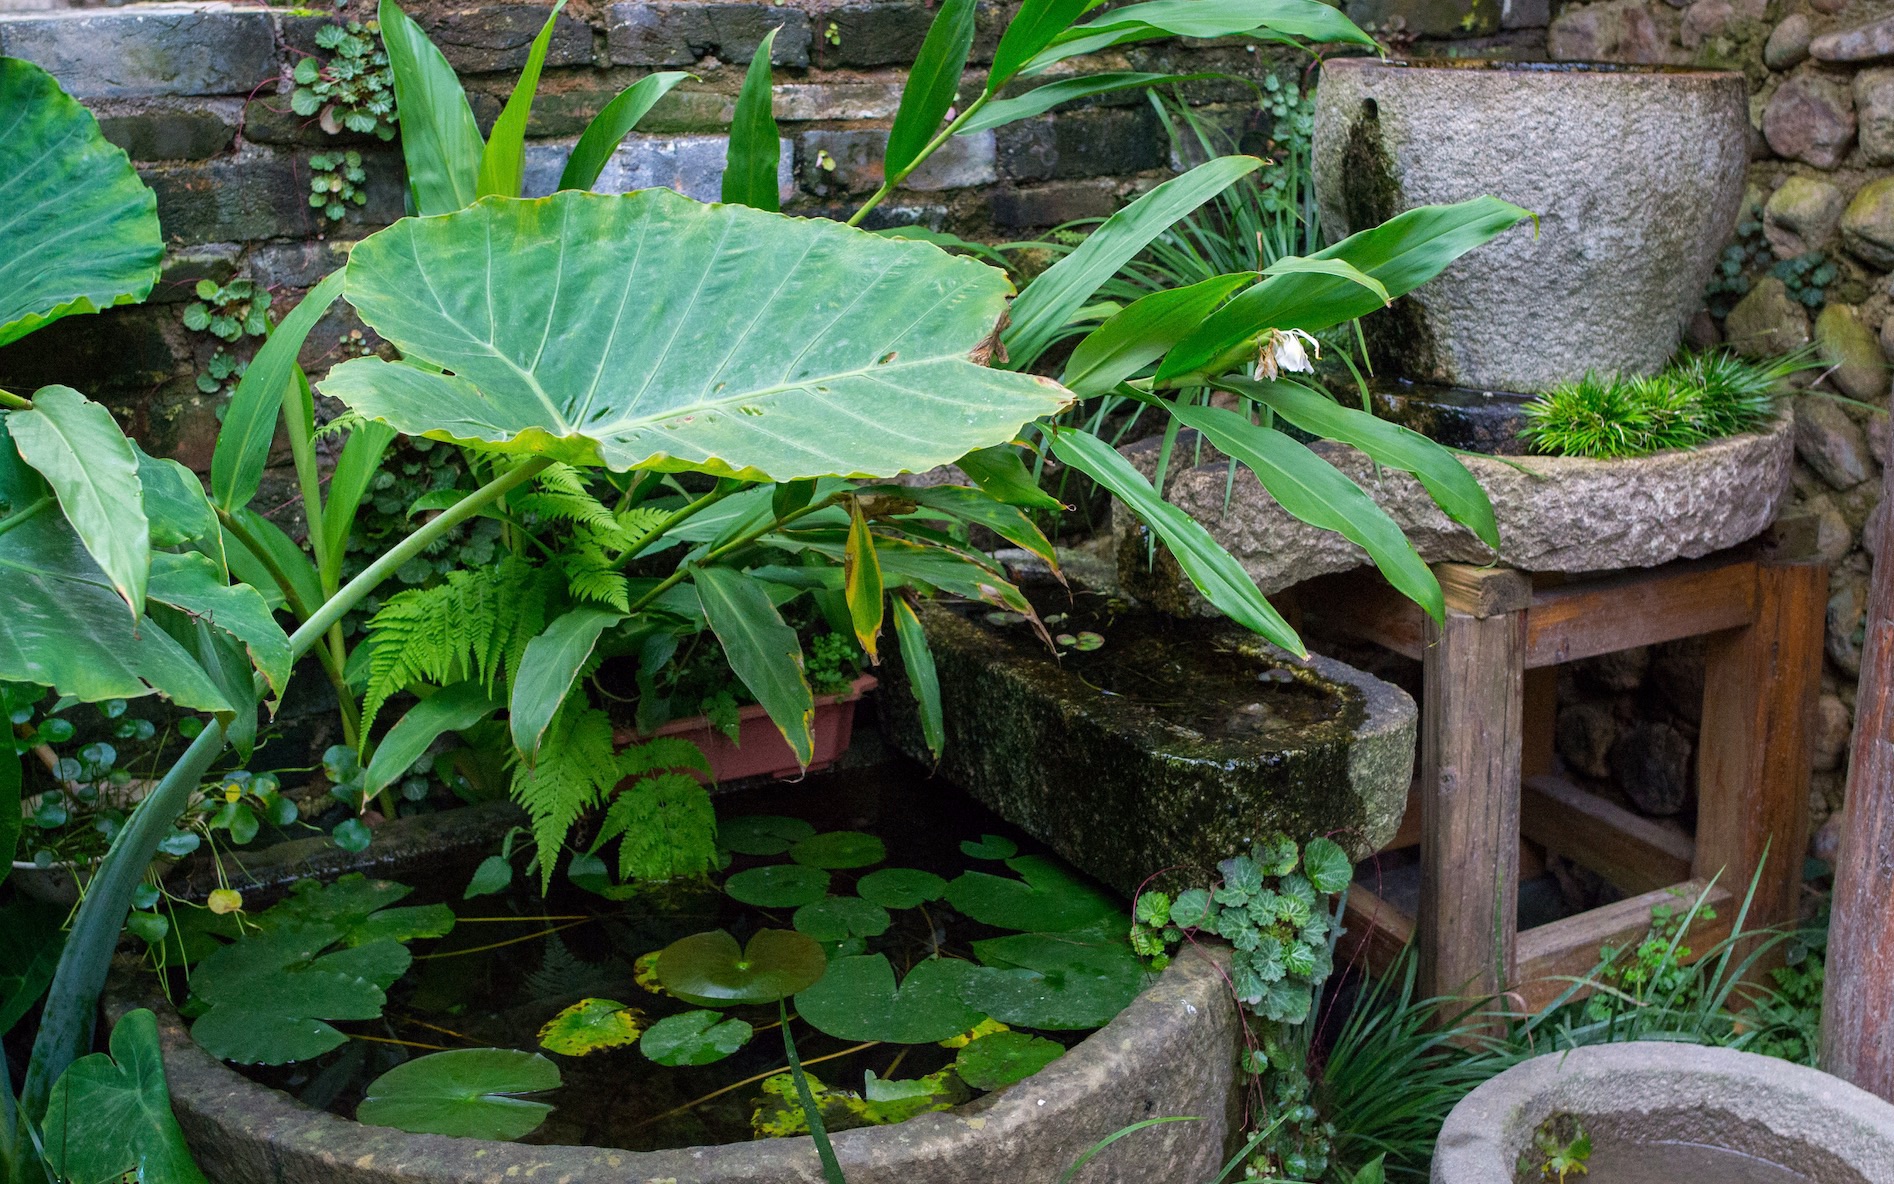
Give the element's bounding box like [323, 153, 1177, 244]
[615, 674, 877, 783]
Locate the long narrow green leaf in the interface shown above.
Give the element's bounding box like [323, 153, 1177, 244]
[886, 0, 978, 175]
[8, 385, 148, 618]
[0, 744, 19, 874]
[890, 595, 943, 758]
[722, 27, 782, 212]
[149, 551, 294, 698]
[955, 444, 1062, 511]
[210, 269, 345, 512]
[845, 498, 884, 660]
[221, 507, 323, 615]
[477, 0, 566, 200]
[380, 0, 485, 214]
[1224, 377, 1501, 550]
[1062, 273, 1253, 396]
[1170, 404, 1442, 620]
[1157, 197, 1533, 383]
[319, 421, 397, 580]
[366, 681, 501, 797]
[960, 72, 1219, 134]
[695, 565, 813, 764]
[1261, 255, 1390, 305]
[865, 482, 1059, 567]
[559, 72, 692, 192]
[1025, 0, 1374, 72]
[509, 607, 626, 759]
[1003, 156, 1262, 368]
[1049, 429, 1301, 653]
[987, 0, 1097, 92]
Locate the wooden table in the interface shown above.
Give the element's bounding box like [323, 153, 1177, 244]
[1294, 549, 1826, 1011]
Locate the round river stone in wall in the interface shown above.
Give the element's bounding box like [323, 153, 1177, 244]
[1312, 59, 1750, 395]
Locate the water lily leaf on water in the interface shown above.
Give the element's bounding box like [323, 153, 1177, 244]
[944, 855, 1119, 933]
[793, 895, 892, 941]
[357, 1048, 560, 1141]
[856, 867, 948, 910]
[953, 1029, 1064, 1090]
[537, 997, 646, 1056]
[639, 1009, 753, 1066]
[189, 925, 406, 1064]
[959, 928, 1145, 1031]
[656, 928, 827, 1006]
[718, 813, 816, 856]
[254, 873, 456, 947]
[724, 863, 830, 908]
[789, 830, 887, 870]
[322, 189, 1072, 482]
[959, 834, 1018, 860]
[795, 954, 984, 1043]
[41, 1009, 207, 1184]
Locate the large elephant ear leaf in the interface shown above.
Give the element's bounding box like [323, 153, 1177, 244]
[0, 58, 162, 348]
[321, 189, 1072, 481]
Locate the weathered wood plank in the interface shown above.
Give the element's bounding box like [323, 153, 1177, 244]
[1419, 606, 1525, 1002]
[1512, 879, 1735, 1014]
[1338, 885, 1413, 979]
[1437, 563, 1532, 618]
[1522, 557, 1758, 668]
[1521, 775, 1694, 895]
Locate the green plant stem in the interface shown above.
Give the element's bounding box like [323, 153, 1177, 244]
[618, 480, 743, 566]
[622, 491, 846, 616]
[0, 495, 54, 542]
[0, 388, 31, 411]
[780, 999, 846, 1184]
[846, 95, 988, 229]
[19, 457, 554, 1120]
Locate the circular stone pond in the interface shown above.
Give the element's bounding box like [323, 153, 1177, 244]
[116, 763, 1246, 1184]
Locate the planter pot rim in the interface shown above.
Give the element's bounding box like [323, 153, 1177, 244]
[110, 942, 1240, 1184]
[1432, 1043, 1894, 1184]
[628, 673, 877, 744]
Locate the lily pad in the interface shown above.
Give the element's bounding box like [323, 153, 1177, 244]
[789, 831, 887, 870]
[719, 814, 817, 856]
[958, 929, 1145, 1031]
[254, 874, 456, 948]
[656, 928, 827, 1006]
[189, 925, 406, 1065]
[725, 864, 830, 908]
[953, 1030, 1064, 1090]
[856, 868, 949, 910]
[536, 998, 646, 1056]
[959, 834, 1018, 860]
[357, 1048, 560, 1141]
[795, 954, 985, 1043]
[640, 1009, 753, 1066]
[793, 895, 892, 941]
[944, 855, 1120, 933]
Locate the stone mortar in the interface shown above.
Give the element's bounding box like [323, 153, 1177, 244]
[109, 942, 1243, 1184]
[1312, 58, 1750, 394]
[1432, 1043, 1894, 1184]
[1115, 409, 1794, 600]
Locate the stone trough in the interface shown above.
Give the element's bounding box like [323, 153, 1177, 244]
[1113, 410, 1794, 601]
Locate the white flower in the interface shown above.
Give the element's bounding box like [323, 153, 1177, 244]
[1258, 328, 1320, 380]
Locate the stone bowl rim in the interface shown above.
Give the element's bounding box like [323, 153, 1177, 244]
[1324, 56, 1745, 82]
[1430, 1042, 1894, 1184]
[108, 941, 1238, 1184]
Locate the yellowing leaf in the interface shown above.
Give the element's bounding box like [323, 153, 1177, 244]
[537, 997, 646, 1056]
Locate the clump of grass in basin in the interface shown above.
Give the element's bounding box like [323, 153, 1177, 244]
[1520, 349, 1818, 459]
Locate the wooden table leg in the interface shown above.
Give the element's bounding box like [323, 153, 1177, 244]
[1694, 560, 1826, 941]
[1419, 604, 1526, 1003]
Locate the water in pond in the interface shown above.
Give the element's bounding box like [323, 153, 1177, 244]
[1564, 1140, 1819, 1184]
[961, 579, 1351, 742]
[226, 759, 1143, 1152]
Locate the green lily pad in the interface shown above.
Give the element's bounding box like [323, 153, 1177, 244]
[953, 1030, 1064, 1090]
[856, 868, 948, 910]
[795, 954, 985, 1043]
[958, 928, 1145, 1031]
[188, 925, 405, 1065]
[254, 873, 456, 947]
[357, 1048, 560, 1141]
[944, 855, 1120, 933]
[640, 1009, 754, 1066]
[959, 834, 1018, 860]
[718, 814, 816, 856]
[725, 864, 830, 908]
[793, 896, 892, 941]
[656, 929, 827, 1007]
[789, 831, 887, 870]
[536, 998, 646, 1056]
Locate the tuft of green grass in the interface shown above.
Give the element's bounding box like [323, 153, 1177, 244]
[1520, 349, 1818, 459]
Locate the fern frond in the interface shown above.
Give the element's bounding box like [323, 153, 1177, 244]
[599, 772, 718, 883]
[512, 703, 620, 890]
[560, 535, 632, 612]
[621, 736, 712, 781]
[615, 505, 669, 544]
[360, 581, 464, 737]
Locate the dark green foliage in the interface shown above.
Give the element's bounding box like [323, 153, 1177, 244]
[181, 279, 269, 343]
[1520, 349, 1817, 459]
[309, 150, 369, 222]
[292, 20, 398, 141]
